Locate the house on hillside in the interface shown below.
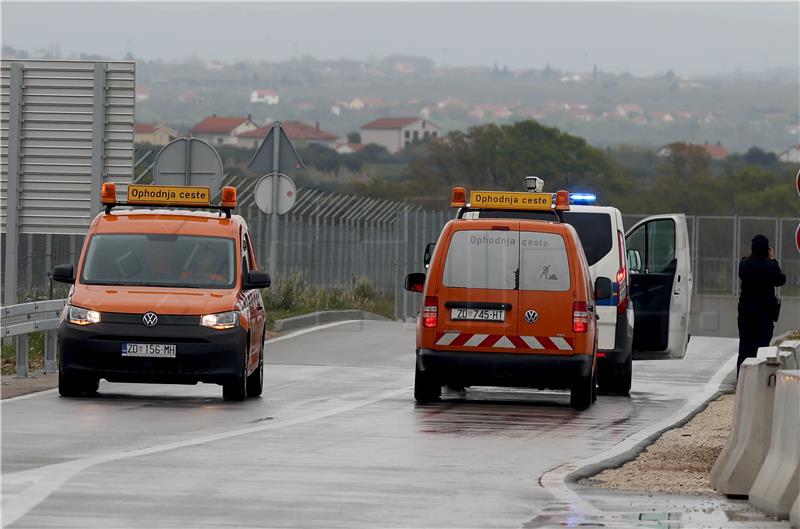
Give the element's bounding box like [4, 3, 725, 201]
[658, 141, 729, 160]
[237, 120, 339, 149]
[348, 97, 385, 110]
[617, 104, 644, 118]
[361, 117, 441, 153]
[134, 123, 177, 146]
[334, 141, 365, 154]
[135, 86, 150, 102]
[190, 115, 258, 146]
[250, 89, 279, 105]
[178, 91, 205, 104]
[778, 145, 800, 163]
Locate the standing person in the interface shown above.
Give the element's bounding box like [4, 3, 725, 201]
[737, 234, 787, 375]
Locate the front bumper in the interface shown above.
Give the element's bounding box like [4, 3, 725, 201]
[59, 315, 246, 385]
[417, 348, 592, 390]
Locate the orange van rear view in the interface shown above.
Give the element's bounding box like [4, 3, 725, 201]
[406, 213, 610, 409]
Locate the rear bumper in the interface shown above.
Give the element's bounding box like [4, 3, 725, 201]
[417, 348, 592, 390]
[59, 320, 246, 385]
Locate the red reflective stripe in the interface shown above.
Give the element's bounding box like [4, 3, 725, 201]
[536, 336, 556, 350]
[508, 335, 527, 348]
[479, 335, 502, 347]
[450, 333, 472, 347]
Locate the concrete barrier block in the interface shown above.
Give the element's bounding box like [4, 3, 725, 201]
[757, 346, 779, 359]
[779, 340, 800, 370]
[711, 358, 777, 495]
[791, 494, 799, 528]
[749, 370, 800, 519]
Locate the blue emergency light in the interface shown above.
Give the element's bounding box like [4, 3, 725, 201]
[570, 193, 597, 205]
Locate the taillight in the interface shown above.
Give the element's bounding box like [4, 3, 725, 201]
[423, 296, 438, 328]
[573, 301, 589, 333]
[617, 231, 628, 315]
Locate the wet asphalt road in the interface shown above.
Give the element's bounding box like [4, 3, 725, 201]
[2, 320, 749, 528]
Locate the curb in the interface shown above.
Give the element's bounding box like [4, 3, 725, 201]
[273, 310, 390, 333]
[567, 387, 730, 484]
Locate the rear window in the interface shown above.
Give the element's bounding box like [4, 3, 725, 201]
[442, 230, 571, 291]
[519, 232, 571, 291]
[442, 231, 518, 290]
[562, 212, 612, 266]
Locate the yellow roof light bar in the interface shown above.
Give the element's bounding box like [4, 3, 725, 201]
[469, 190, 556, 211]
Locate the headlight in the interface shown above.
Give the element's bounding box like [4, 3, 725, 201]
[200, 310, 239, 330]
[67, 305, 101, 326]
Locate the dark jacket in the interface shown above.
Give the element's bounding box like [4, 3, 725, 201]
[738, 257, 786, 319]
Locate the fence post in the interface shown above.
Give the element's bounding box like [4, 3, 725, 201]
[15, 334, 28, 378]
[44, 330, 57, 373]
[732, 216, 740, 295]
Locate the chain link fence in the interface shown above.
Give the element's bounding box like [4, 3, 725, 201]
[2, 194, 798, 322]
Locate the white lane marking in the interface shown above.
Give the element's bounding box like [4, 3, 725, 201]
[2, 386, 409, 527]
[0, 320, 362, 405]
[538, 339, 738, 518]
[550, 337, 572, 351]
[464, 334, 488, 347]
[435, 332, 460, 346]
[494, 336, 514, 349]
[265, 319, 362, 345]
[521, 336, 544, 349]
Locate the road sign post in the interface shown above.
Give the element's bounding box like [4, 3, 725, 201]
[247, 122, 304, 283]
[270, 122, 281, 281]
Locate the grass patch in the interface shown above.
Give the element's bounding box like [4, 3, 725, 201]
[1, 332, 45, 376]
[263, 272, 394, 329]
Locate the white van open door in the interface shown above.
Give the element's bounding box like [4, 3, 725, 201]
[625, 214, 692, 359]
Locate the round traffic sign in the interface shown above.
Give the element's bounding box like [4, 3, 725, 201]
[152, 137, 224, 193]
[796, 222, 800, 255]
[796, 168, 800, 200]
[254, 173, 296, 215]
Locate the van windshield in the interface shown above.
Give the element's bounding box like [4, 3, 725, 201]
[442, 230, 570, 291]
[81, 234, 236, 289]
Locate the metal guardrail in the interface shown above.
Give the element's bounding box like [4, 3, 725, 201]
[1, 299, 65, 378]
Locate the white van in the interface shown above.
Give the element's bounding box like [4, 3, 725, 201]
[453, 183, 693, 395]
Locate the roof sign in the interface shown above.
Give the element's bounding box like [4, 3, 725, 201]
[127, 185, 211, 206]
[469, 190, 554, 211]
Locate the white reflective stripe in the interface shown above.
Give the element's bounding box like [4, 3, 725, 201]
[436, 332, 461, 346]
[493, 336, 514, 349]
[521, 336, 544, 349]
[550, 337, 572, 350]
[464, 334, 488, 347]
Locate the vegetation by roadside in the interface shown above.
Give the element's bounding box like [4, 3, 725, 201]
[1, 332, 45, 376]
[581, 394, 734, 494]
[262, 272, 393, 329]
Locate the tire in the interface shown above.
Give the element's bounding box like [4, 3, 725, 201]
[223, 354, 248, 402]
[246, 345, 264, 398]
[598, 354, 632, 396]
[58, 372, 98, 398]
[414, 363, 440, 403]
[570, 368, 595, 410]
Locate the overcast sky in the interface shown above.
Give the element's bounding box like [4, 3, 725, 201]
[2, 2, 798, 76]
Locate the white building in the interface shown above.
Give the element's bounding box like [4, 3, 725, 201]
[778, 144, 800, 163]
[190, 115, 258, 146]
[360, 118, 441, 153]
[250, 89, 279, 105]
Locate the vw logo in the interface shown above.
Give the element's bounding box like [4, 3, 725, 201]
[142, 312, 159, 327]
[524, 310, 539, 324]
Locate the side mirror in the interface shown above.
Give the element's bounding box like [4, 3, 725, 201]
[244, 270, 271, 290]
[52, 264, 75, 284]
[627, 249, 642, 273]
[595, 276, 613, 300]
[423, 242, 436, 269]
[404, 272, 426, 293]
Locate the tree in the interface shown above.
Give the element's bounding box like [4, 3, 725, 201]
[347, 132, 361, 144]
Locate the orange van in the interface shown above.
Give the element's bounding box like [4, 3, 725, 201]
[405, 189, 612, 409]
[52, 184, 269, 401]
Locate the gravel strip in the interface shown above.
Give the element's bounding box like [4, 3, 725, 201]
[582, 393, 734, 494]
